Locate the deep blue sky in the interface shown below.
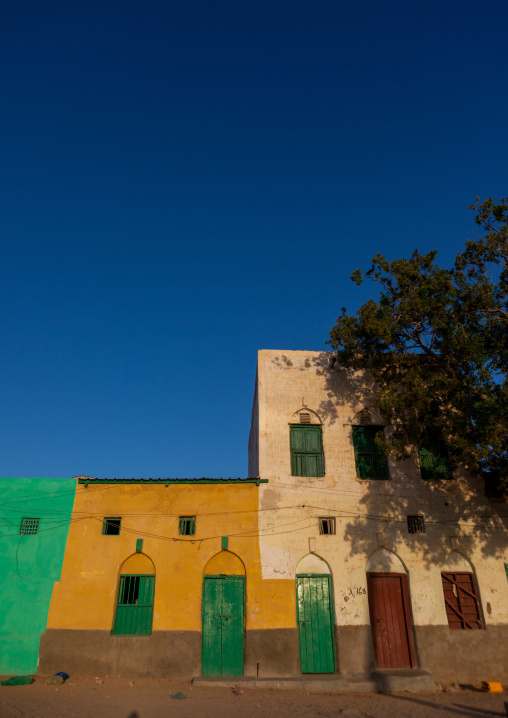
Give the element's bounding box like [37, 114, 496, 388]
[2, 1, 507, 479]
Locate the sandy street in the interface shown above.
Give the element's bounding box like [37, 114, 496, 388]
[0, 677, 506, 718]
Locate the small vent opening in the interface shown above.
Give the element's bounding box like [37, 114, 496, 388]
[357, 409, 372, 424]
[407, 515, 426, 534]
[20, 517, 40, 535]
[318, 517, 336, 535]
[299, 412, 311, 424]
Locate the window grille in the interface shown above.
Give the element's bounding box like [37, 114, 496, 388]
[103, 517, 121, 535]
[418, 448, 452, 480]
[352, 426, 389, 479]
[179, 517, 196, 536]
[20, 517, 39, 535]
[299, 412, 311, 424]
[318, 517, 336, 535]
[112, 574, 155, 635]
[290, 425, 324, 477]
[441, 572, 483, 630]
[407, 515, 426, 534]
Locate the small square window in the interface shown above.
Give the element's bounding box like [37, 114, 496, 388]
[407, 515, 426, 534]
[179, 517, 195, 536]
[20, 517, 39, 535]
[318, 517, 336, 535]
[103, 518, 121, 535]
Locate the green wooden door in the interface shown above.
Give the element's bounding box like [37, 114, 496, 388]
[296, 575, 335, 673]
[202, 575, 245, 676]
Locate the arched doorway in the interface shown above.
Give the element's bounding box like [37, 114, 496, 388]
[365, 548, 416, 669]
[296, 554, 335, 674]
[202, 551, 245, 677]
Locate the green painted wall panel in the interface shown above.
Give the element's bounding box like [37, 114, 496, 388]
[0, 477, 77, 674]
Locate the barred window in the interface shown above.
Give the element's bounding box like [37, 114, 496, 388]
[112, 574, 155, 635]
[407, 515, 426, 534]
[179, 517, 196, 536]
[318, 517, 336, 535]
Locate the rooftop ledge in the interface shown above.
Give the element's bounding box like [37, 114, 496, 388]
[75, 476, 267, 487]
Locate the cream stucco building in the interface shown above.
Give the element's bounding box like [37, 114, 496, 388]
[248, 350, 508, 684]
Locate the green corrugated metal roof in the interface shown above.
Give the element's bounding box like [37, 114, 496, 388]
[76, 476, 267, 486]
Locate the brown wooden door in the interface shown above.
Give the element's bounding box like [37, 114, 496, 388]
[367, 572, 416, 669]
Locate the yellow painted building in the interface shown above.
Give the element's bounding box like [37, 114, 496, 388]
[39, 477, 298, 678]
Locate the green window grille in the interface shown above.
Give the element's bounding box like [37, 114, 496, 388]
[505, 563, 508, 581]
[290, 425, 324, 477]
[418, 448, 452, 480]
[20, 517, 40, 535]
[352, 426, 389, 479]
[112, 574, 155, 635]
[103, 517, 121, 535]
[179, 516, 196, 536]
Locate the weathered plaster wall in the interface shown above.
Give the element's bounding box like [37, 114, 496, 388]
[0, 477, 76, 674]
[252, 350, 508, 680]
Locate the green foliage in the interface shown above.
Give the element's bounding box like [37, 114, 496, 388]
[328, 198, 508, 485]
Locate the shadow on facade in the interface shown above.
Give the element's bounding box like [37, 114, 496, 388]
[314, 355, 508, 565]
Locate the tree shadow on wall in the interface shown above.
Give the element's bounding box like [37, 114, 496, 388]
[313, 355, 508, 564]
[340, 474, 508, 568]
[314, 355, 377, 427]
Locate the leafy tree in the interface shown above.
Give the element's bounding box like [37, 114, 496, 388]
[328, 198, 508, 485]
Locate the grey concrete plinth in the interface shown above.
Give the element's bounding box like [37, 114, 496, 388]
[192, 669, 436, 693]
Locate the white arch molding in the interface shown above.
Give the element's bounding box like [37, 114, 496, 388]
[296, 553, 331, 575]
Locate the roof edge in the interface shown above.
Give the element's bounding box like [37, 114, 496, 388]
[76, 476, 268, 486]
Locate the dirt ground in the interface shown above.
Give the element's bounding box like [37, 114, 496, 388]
[0, 676, 506, 718]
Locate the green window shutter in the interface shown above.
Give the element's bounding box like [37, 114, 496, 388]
[352, 426, 389, 479]
[112, 574, 155, 636]
[418, 448, 452, 480]
[290, 425, 324, 477]
[290, 426, 306, 451]
[303, 426, 323, 452]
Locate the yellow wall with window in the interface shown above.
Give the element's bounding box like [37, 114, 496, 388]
[47, 479, 296, 633]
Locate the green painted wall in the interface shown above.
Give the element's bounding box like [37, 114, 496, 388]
[0, 477, 76, 674]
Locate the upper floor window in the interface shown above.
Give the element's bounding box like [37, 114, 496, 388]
[290, 424, 324, 477]
[352, 426, 389, 479]
[418, 448, 452, 480]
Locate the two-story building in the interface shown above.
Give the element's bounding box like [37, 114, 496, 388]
[248, 350, 508, 685]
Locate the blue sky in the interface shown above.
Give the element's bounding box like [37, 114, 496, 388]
[2, 1, 507, 479]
